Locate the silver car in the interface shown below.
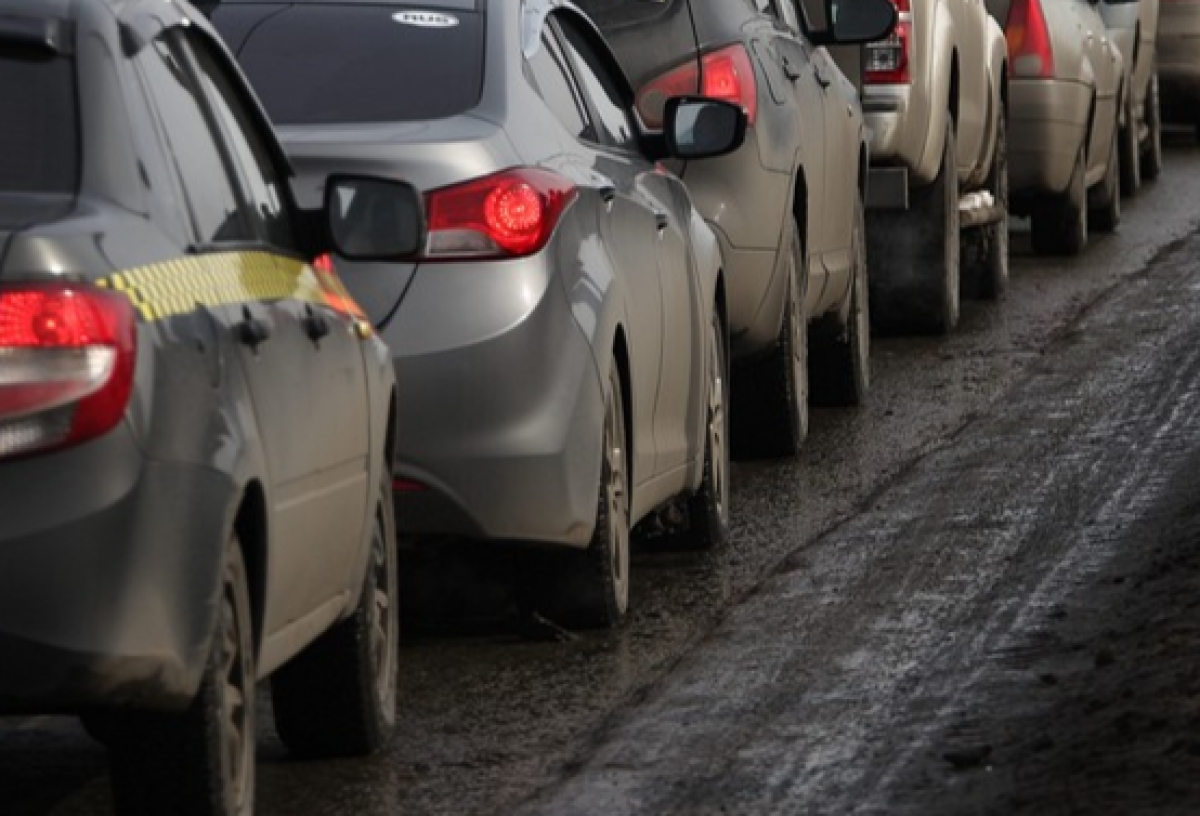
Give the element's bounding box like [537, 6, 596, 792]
[989, 0, 1126, 255]
[1158, 0, 1200, 135]
[211, 0, 747, 627]
[1099, 0, 1163, 193]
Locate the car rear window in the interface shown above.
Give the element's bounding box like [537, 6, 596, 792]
[0, 46, 78, 195]
[231, 5, 485, 124]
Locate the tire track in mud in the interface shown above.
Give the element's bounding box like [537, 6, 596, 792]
[514, 235, 1200, 815]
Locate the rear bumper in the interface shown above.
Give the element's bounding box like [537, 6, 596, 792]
[1008, 78, 1091, 199]
[1158, 7, 1200, 112]
[0, 426, 232, 714]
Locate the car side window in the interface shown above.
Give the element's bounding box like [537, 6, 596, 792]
[553, 16, 639, 152]
[135, 35, 250, 246]
[526, 32, 596, 142]
[185, 33, 297, 252]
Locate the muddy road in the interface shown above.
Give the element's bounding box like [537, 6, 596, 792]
[7, 134, 1200, 816]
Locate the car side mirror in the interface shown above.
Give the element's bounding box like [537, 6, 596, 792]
[664, 97, 748, 161]
[325, 175, 425, 261]
[813, 0, 898, 45]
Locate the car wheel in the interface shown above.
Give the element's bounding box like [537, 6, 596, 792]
[539, 364, 631, 628]
[1031, 147, 1087, 256]
[869, 115, 960, 335]
[962, 109, 1010, 301]
[1090, 126, 1121, 233]
[811, 193, 870, 407]
[108, 538, 256, 816]
[731, 221, 808, 459]
[272, 471, 399, 758]
[677, 310, 731, 550]
[1142, 74, 1163, 181]
[1119, 92, 1142, 197]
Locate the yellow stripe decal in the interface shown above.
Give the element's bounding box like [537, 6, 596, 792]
[96, 251, 351, 324]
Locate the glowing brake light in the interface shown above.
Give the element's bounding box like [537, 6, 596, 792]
[865, 0, 912, 85]
[423, 168, 577, 261]
[0, 284, 136, 460]
[1006, 0, 1056, 78]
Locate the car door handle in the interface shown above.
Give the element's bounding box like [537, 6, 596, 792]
[237, 306, 271, 349]
[813, 67, 832, 89]
[302, 305, 331, 343]
[654, 211, 670, 238]
[598, 184, 617, 212]
[781, 56, 803, 82]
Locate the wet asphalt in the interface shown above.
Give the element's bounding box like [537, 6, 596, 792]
[6, 132, 1200, 816]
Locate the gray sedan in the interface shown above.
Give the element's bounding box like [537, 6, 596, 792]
[211, 0, 746, 627]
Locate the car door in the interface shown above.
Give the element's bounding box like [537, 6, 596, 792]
[555, 12, 701, 481]
[163, 31, 371, 632]
[525, 23, 665, 489]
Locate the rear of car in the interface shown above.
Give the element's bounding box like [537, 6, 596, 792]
[0, 2, 226, 711]
[1158, 0, 1200, 122]
[213, 1, 610, 548]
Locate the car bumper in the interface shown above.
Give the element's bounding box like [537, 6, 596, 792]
[863, 85, 912, 164]
[1158, 7, 1200, 113]
[384, 259, 605, 548]
[0, 426, 233, 714]
[1008, 78, 1091, 198]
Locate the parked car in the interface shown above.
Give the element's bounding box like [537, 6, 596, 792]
[1156, 0, 1200, 136]
[1099, 0, 1163, 194]
[988, 0, 1126, 255]
[0, 0, 412, 812]
[576, 0, 897, 456]
[862, 0, 1011, 332]
[210, 0, 751, 627]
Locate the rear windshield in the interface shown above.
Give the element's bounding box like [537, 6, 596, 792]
[229, 5, 485, 125]
[0, 46, 78, 195]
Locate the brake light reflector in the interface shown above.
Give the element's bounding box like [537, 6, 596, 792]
[1006, 0, 1055, 78]
[636, 44, 757, 129]
[865, 0, 912, 84]
[0, 284, 136, 460]
[424, 168, 577, 260]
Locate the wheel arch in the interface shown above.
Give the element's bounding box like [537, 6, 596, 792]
[612, 327, 634, 493]
[233, 480, 268, 658]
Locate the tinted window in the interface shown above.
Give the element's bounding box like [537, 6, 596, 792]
[0, 47, 78, 195]
[526, 32, 594, 142]
[555, 17, 637, 151]
[137, 36, 249, 244]
[188, 34, 296, 250]
[230, 6, 484, 124]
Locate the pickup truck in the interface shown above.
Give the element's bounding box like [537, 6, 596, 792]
[858, 0, 1010, 334]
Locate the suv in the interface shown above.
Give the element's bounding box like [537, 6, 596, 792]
[861, 0, 1010, 333]
[0, 0, 416, 811]
[577, 0, 896, 458]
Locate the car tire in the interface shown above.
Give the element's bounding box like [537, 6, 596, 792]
[1142, 74, 1163, 181]
[1090, 127, 1121, 233]
[1119, 92, 1142, 198]
[676, 311, 731, 550]
[271, 472, 399, 759]
[962, 110, 1010, 301]
[869, 115, 960, 335]
[538, 364, 632, 628]
[108, 538, 256, 816]
[731, 221, 808, 459]
[1031, 147, 1087, 256]
[811, 194, 870, 407]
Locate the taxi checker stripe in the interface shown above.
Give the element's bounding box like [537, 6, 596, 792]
[98, 251, 338, 322]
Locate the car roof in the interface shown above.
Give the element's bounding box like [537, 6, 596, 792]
[206, 0, 479, 7]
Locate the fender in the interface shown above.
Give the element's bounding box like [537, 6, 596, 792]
[971, 19, 1009, 190]
[915, 5, 957, 185]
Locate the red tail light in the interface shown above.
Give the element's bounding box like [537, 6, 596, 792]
[423, 168, 577, 261]
[1006, 0, 1055, 78]
[0, 283, 137, 460]
[636, 43, 758, 130]
[865, 0, 912, 84]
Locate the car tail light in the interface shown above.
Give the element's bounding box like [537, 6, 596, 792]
[393, 477, 427, 493]
[865, 0, 912, 85]
[636, 44, 758, 129]
[423, 168, 577, 261]
[1005, 0, 1055, 78]
[0, 283, 136, 460]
